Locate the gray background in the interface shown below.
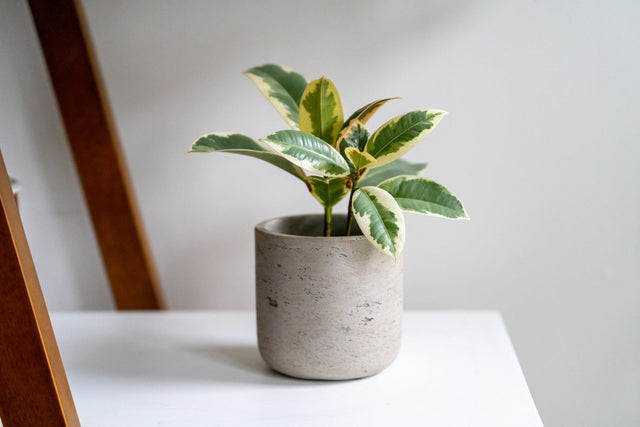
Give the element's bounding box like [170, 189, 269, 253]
[1, 0, 638, 425]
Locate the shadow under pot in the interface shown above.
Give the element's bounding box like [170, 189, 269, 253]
[255, 214, 403, 380]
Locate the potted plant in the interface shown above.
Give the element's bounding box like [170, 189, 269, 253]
[189, 64, 468, 380]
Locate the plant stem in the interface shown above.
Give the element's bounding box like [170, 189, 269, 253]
[324, 207, 332, 237]
[345, 177, 359, 236]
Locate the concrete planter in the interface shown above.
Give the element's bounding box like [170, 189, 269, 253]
[255, 214, 403, 380]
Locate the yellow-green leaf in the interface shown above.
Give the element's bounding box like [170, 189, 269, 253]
[261, 130, 350, 177]
[299, 77, 344, 144]
[365, 110, 447, 167]
[378, 175, 469, 219]
[244, 64, 307, 129]
[352, 186, 405, 260]
[189, 132, 307, 181]
[307, 176, 350, 208]
[336, 119, 370, 151]
[344, 147, 376, 171]
[359, 158, 428, 187]
[335, 120, 371, 172]
[341, 97, 399, 129]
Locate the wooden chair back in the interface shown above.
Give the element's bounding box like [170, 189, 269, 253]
[1, 1, 166, 424]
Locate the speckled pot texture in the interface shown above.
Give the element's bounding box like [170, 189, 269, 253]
[255, 214, 403, 380]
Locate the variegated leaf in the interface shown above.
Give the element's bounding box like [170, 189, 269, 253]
[299, 77, 344, 144]
[261, 130, 350, 177]
[189, 132, 306, 180]
[244, 64, 307, 129]
[336, 120, 371, 171]
[341, 97, 399, 129]
[378, 176, 469, 219]
[336, 120, 370, 152]
[365, 110, 447, 167]
[307, 176, 350, 208]
[359, 158, 428, 187]
[344, 147, 376, 171]
[352, 186, 405, 260]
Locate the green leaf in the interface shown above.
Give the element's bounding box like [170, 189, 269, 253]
[365, 110, 446, 167]
[299, 77, 344, 144]
[244, 64, 307, 130]
[261, 130, 350, 177]
[341, 97, 399, 129]
[307, 176, 350, 208]
[344, 147, 376, 171]
[352, 186, 405, 260]
[189, 132, 306, 181]
[359, 158, 428, 187]
[378, 176, 469, 219]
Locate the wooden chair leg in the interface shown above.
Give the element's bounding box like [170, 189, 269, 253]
[27, 0, 165, 310]
[0, 150, 81, 427]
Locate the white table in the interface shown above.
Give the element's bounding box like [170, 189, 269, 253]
[50, 311, 542, 427]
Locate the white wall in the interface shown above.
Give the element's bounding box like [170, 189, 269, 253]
[1, 0, 638, 425]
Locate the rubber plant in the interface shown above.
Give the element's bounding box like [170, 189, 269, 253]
[190, 64, 468, 260]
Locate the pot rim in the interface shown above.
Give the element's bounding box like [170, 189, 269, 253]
[255, 214, 367, 241]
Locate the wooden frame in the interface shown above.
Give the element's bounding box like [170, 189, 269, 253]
[0, 150, 80, 427]
[28, 0, 165, 310]
[0, 1, 172, 423]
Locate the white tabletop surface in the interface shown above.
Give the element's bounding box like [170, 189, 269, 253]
[50, 311, 542, 427]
